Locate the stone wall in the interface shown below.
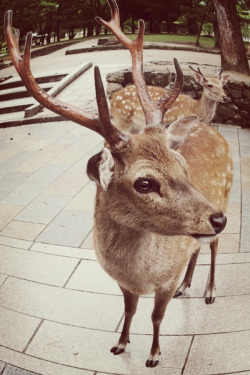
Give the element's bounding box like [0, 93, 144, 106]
[106, 65, 250, 128]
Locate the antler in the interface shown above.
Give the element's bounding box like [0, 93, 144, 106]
[216, 67, 223, 77]
[4, 10, 128, 149]
[96, 0, 183, 126]
[189, 65, 204, 77]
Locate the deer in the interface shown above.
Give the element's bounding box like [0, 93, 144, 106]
[110, 66, 230, 134]
[5, 1, 233, 368]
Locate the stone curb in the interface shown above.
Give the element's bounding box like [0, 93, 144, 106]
[65, 42, 220, 55]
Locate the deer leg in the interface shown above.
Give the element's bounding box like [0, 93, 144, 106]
[146, 288, 174, 368]
[111, 286, 139, 355]
[174, 247, 200, 298]
[205, 236, 218, 304]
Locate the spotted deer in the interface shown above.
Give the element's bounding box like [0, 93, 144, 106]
[5, 1, 233, 368]
[110, 66, 230, 134]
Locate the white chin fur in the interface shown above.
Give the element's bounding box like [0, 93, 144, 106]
[196, 235, 217, 244]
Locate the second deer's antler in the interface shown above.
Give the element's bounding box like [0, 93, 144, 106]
[96, 0, 183, 126]
[4, 10, 128, 149]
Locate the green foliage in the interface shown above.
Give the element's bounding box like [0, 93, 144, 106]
[0, 0, 248, 51]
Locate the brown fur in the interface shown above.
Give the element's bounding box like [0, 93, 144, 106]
[110, 73, 229, 133]
[89, 121, 233, 365]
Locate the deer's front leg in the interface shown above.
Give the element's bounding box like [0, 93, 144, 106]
[111, 286, 139, 355]
[205, 237, 218, 304]
[146, 288, 175, 368]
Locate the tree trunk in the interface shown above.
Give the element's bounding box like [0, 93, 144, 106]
[212, 0, 249, 75]
[87, 24, 94, 37]
[195, 0, 210, 46]
[213, 19, 220, 49]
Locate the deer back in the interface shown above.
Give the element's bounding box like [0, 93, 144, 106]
[110, 72, 230, 132]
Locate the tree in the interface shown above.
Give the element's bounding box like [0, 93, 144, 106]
[212, 0, 249, 75]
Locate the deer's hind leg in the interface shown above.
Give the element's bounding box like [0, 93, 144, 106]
[174, 247, 200, 298]
[111, 286, 139, 355]
[204, 236, 218, 304]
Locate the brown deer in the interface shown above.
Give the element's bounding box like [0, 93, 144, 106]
[5, 2, 233, 368]
[110, 66, 230, 134]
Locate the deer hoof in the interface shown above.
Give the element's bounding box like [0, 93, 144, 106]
[146, 359, 159, 367]
[173, 290, 183, 298]
[110, 346, 125, 355]
[205, 296, 215, 304]
[146, 352, 161, 367]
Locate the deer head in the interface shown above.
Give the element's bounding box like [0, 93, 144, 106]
[190, 66, 230, 103]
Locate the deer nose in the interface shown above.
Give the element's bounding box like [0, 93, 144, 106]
[210, 212, 227, 234]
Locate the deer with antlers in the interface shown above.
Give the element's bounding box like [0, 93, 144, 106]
[110, 66, 230, 134]
[5, 1, 233, 368]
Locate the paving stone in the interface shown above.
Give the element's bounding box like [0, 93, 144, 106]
[1, 182, 48, 206]
[0, 172, 31, 194]
[0, 277, 123, 332]
[0, 346, 93, 375]
[0, 361, 5, 372]
[223, 202, 241, 234]
[66, 258, 122, 295]
[184, 330, 250, 375]
[3, 365, 37, 375]
[30, 242, 96, 260]
[229, 163, 241, 203]
[15, 194, 72, 224]
[130, 295, 250, 335]
[0, 307, 41, 352]
[43, 171, 89, 196]
[80, 230, 94, 249]
[0, 204, 24, 231]
[0, 246, 79, 286]
[0, 274, 7, 287]
[0, 221, 46, 241]
[241, 156, 250, 190]
[240, 217, 250, 253]
[36, 209, 94, 247]
[0, 236, 32, 250]
[26, 320, 192, 375]
[242, 191, 250, 216]
[26, 163, 69, 184]
[65, 183, 96, 211]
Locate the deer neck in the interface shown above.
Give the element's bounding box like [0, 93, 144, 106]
[93, 188, 193, 295]
[197, 93, 217, 123]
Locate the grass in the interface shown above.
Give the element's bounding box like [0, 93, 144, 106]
[128, 33, 216, 48]
[0, 33, 216, 57]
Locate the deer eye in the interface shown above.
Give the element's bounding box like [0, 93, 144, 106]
[208, 84, 213, 88]
[134, 178, 160, 194]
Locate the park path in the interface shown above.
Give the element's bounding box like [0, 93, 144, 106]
[0, 39, 249, 375]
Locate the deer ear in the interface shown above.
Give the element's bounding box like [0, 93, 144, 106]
[86, 148, 114, 190]
[167, 115, 197, 150]
[220, 74, 230, 85]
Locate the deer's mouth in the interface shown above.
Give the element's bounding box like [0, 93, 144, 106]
[192, 234, 217, 244]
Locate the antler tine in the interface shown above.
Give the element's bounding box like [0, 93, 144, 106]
[94, 66, 129, 148]
[153, 58, 183, 124]
[96, 0, 154, 125]
[5, 11, 23, 77]
[216, 67, 223, 77]
[5, 10, 128, 148]
[189, 65, 204, 77]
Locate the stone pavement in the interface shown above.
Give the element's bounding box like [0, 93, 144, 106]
[0, 39, 250, 375]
